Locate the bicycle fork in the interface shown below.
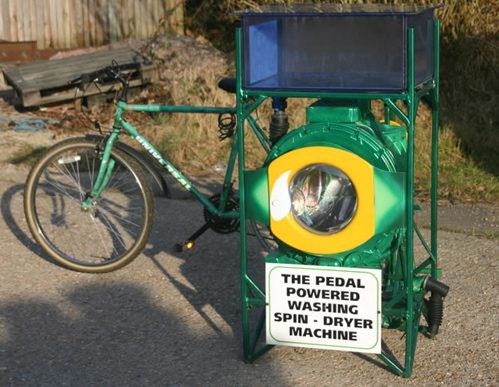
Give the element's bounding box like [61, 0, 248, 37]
[80, 131, 120, 212]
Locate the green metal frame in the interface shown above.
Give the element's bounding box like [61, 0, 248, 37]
[238, 20, 441, 378]
[78, 17, 442, 379]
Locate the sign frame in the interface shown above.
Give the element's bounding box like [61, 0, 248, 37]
[266, 263, 382, 354]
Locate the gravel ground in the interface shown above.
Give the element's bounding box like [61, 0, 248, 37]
[0, 129, 498, 386]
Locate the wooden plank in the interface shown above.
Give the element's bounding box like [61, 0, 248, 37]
[156, 0, 164, 34]
[53, 0, 62, 47]
[87, 0, 96, 46]
[120, 0, 130, 39]
[132, 1, 141, 38]
[81, 0, 89, 47]
[4, 47, 147, 88]
[0, 41, 37, 52]
[13, 65, 154, 107]
[146, 0, 153, 36]
[3, 0, 12, 40]
[96, 0, 106, 46]
[28, 75, 152, 106]
[3, 46, 154, 106]
[117, 0, 124, 40]
[48, 0, 58, 48]
[0, 1, 4, 40]
[95, 0, 105, 46]
[35, 0, 45, 49]
[108, 0, 117, 43]
[15, 0, 22, 41]
[150, 0, 157, 37]
[42, 0, 51, 49]
[22, 90, 41, 107]
[0, 41, 37, 62]
[136, 0, 146, 38]
[69, 0, 79, 47]
[29, 0, 36, 41]
[0, 45, 63, 63]
[3, 47, 132, 81]
[84, 0, 90, 46]
[63, 0, 71, 48]
[9, 0, 18, 41]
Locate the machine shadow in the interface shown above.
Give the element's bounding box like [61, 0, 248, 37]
[0, 282, 285, 386]
[142, 195, 410, 374]
[2, 173, 408, 375]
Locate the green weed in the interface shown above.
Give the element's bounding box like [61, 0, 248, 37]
[7, 146, 48, 167]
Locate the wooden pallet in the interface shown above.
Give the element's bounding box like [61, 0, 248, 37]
[2, 46, 155, 107]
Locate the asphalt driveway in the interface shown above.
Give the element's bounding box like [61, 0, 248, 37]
[0, 133, 498, 386]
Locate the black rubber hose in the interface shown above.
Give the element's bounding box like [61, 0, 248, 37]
[424, 276, 450, 336]
[269, 110, 289, 145]
[427, 293, 444, 336]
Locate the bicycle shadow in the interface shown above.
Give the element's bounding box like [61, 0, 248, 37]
[0, 179, 288, 384]
[0, 174, 258, 340]
[141, 192, 265, 340]
[1, 184, 52, 262]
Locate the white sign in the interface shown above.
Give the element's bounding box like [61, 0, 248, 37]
[266, 263, 382, 354]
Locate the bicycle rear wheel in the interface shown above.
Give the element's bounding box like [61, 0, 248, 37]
[24, 137, 155, 273]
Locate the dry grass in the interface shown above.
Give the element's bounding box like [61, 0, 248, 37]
[122, 0, 498, 202]
[128, 71, 238, 174]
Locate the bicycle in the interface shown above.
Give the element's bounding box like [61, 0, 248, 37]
[24, 61, 277, 273]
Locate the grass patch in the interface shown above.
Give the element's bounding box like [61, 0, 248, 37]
[423, 225, 499, 240]
[131, 71, 499, 203]
[8, 146, 48, 167]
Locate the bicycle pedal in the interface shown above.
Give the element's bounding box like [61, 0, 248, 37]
[173, 241, 195, 253]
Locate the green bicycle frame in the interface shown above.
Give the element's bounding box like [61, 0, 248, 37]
[81, 99, 269, 220]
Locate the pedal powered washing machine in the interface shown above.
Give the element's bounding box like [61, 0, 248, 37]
[234, 3, 449, 378]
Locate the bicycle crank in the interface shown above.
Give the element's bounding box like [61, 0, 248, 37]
[173, 193, 240, 252]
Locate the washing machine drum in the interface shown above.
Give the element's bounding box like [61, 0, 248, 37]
[265, 122, 398, 255]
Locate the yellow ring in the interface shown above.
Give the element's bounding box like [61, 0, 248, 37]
[268, 146, 375, 255]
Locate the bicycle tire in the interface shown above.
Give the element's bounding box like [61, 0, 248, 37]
[24, 137, 155, 273]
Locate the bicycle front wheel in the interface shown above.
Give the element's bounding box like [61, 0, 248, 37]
[24, 138, 155, 273]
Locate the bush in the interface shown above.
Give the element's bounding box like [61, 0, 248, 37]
[181, 0, 499, 201]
